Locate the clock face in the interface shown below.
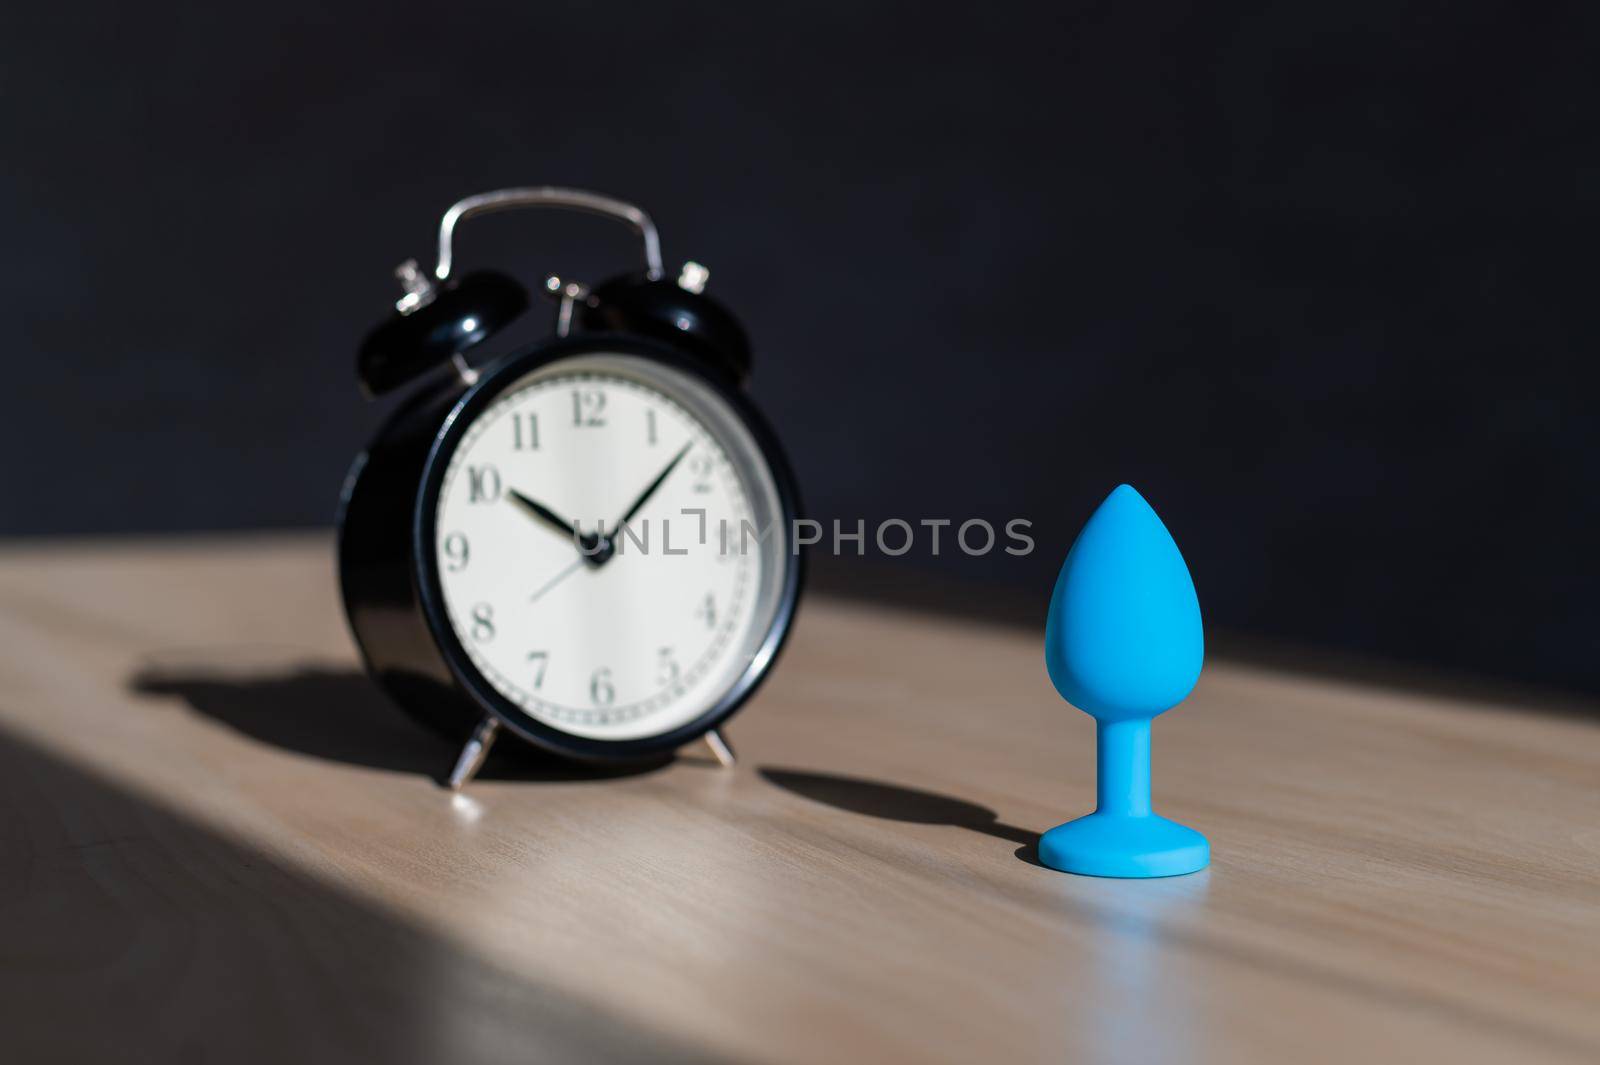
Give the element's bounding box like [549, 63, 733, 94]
[426, 352, 793, 744]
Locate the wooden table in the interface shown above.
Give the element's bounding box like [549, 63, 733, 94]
[1, 535, 1596, 1064]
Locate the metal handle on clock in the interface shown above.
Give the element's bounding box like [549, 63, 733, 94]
[432, 187, 665, 283]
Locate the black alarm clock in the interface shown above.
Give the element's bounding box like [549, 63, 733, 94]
[337, 188, 803, 788]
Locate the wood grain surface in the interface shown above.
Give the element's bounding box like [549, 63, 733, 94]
[0, 534, 1596, 1064]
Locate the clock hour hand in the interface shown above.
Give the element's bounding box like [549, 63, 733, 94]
[506, 488, 583, 542]
[507, 488, 609, 564]
[609, 441, 693, 535]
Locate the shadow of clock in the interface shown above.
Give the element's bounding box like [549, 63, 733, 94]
[759, 768, 1039, 858]
[128, 665, 670, 786]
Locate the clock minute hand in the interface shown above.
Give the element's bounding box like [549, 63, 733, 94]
[609, 441, 693, 535]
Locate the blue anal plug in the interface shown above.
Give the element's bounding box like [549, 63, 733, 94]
[1039, 484, 1209, 878]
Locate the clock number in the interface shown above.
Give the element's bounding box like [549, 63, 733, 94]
[646, 409, 658, 446]
[526, 650, 548, 689]
[512, 412, 539, 450]
[571, 389, 606, 427]
[470, 603, 495, 642]
[693, 592, 716, 630]
[442, 532, 470, 572]
[467, 465, 502, 503]
[656, 646, 679, 686]
[689, 453, 714, 494]
[590, 667, 615, 706]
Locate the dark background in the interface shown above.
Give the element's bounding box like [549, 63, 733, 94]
[4, 4, 1597, 693]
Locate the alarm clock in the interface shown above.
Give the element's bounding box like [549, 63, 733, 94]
[337, 188, 803, 788]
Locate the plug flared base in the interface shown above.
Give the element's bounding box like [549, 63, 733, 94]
[1038, 811, 1209, 878]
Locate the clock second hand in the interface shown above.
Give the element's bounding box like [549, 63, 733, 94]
[528, 555, 586, 604]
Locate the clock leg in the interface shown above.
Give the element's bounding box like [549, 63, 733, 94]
[703, 728, 737, 768]
[448, 716, 500, 790]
